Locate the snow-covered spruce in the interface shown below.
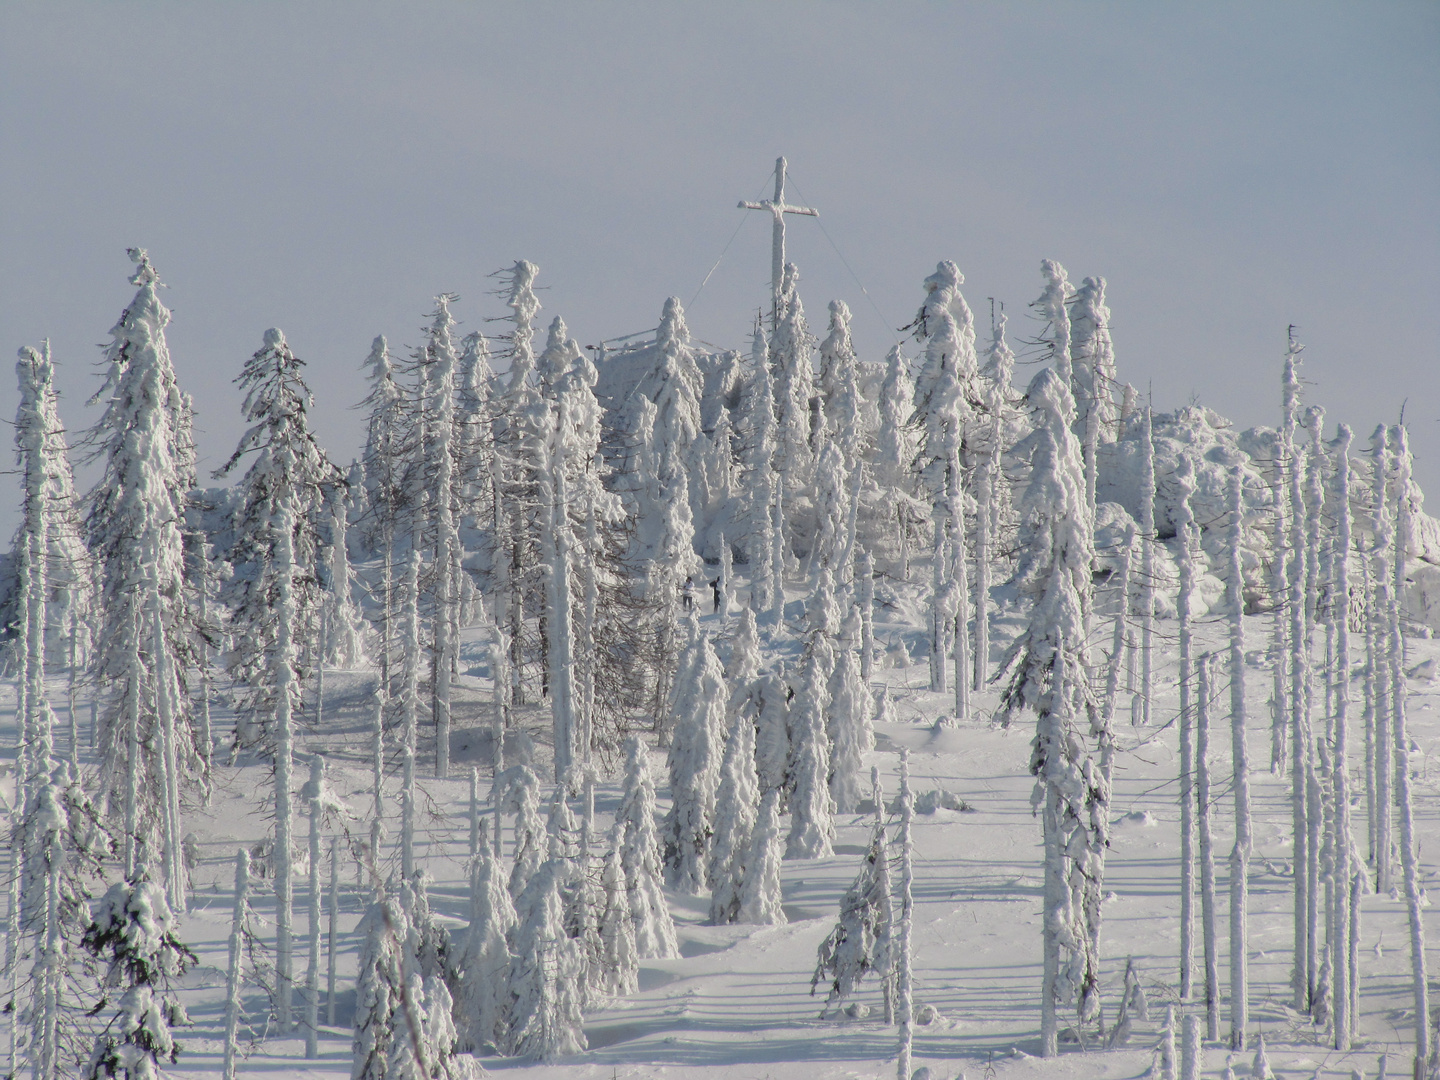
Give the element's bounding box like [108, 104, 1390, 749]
[14, 340, 93, 782]
[351, 895, 408, 1080]
[84, 250, 197, 907]
[216, 325, 340, 752]
[755, 669, 791, 796]
[739, 316, 780, 611]
[812, 798, 892, 1017]
[827, 609, 874, 814]
[1068, 275, 1116, 521]
[772, 262, 817, 500]
[738, 788, 786, 926]
[507, 859, 587, 1061]
[997, 363, 1099, 1057]
[410, 294, 465, 780]
[597, 833, 639, 996]
[456, 822, 515, 1054]
[786, 647, 836, 860]
[709, 701, 760, 924]
[663, 630, 726, 893]
[616, 738, 677, 958]
[502, 764, 545, 902]
[357, 333, 407, 695]
[81, 876, 196, 1080]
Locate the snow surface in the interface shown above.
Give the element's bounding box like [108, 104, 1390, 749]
[21, 559, 1440, 1080]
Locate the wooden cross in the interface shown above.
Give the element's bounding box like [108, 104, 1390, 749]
[739, 156, 818, 326]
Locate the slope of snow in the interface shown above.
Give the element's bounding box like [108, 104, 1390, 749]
[28, 562, 1434, 1080]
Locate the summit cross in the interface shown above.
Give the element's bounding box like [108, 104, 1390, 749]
[739, 156, 818, 327]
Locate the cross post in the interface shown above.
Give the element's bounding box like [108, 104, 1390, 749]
[739, 156, 818, 328]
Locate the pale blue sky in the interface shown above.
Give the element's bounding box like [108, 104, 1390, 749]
[2, 2, 1436, 530]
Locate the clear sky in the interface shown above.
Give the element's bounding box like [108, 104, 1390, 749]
[2, 2, 1436, 533]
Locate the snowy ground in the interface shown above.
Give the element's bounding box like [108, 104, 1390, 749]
[24, 577, 1440, 1080]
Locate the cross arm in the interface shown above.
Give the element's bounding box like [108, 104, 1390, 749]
[738, 199, 819, 217]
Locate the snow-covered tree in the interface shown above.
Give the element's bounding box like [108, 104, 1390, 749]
[12, 341, 93, 760]
[786, 648, 835, 860]
[216, 326, 341, 748]
[738, 318, 779, 605]
[386, 971, 474, 1080]
[1196, 653, 1219, 1040]
[738, 788, 786, 926]
[1370, 424, 1394, 894]
[597, 837, 639, 995]
[772, 262, 816, 498]
[455, 834, 515, 1052]
[1283, 376, 1315, 1012]
[1067, 275, 1116, 519]
[357, 334, 408, 695]
[501, 765, 544, 902]
[409, 294, 464, 779]
[663, 631, 725, 893]
[1329, 425, 1356, 1051]
[543, 422, 578, 782]
[973, 307, 1016, 691]
[84, 250, 198, 907]
[1226, 467, 1252, 1051]
[81, 875, 196, 1080]
[827, 612, 874, 814]
[997, 365, 1099, 1057]
[895, 749, 915, 1080]
[221, 850, 251, 1080]
[875, 344, 914, 493]
[1133, 404, 1155, 732]
[858, 552, 877, 683]
[322, 483, 367, 669]
[302, 756, 345, 1058]
[398, 551, 421, 882]
[490, 260, 549, 709]
[818, 299, 859, 451]
[755, 670, 790, 796]
[18, 761, 106, 1080]
[708, 707, 759, 925]
[809, 442, 852, 581]
[350, 895, 407, 1080]
[909, 260, 976, 507]
[1296, 404, 1326, 1018]
[1386, 425, 1429, 1077]
[1030, 259, 1074, 385]
[455, 330, 496, 534]
[1176, 453, 1198, 1000]
[507, 860, 586, 1061]
[875, 344, 926, 579]
[616, 738, 677, 958]
[812, 805, 891, 1016]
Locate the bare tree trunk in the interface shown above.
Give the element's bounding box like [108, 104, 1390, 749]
[222, 850, 249, 1080]
[1227, 467, 1252, 1050]
[1331, 425, 1355, 1050]
[1198, 654, 1219, 1040]
[896, 750, 915, 1078]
